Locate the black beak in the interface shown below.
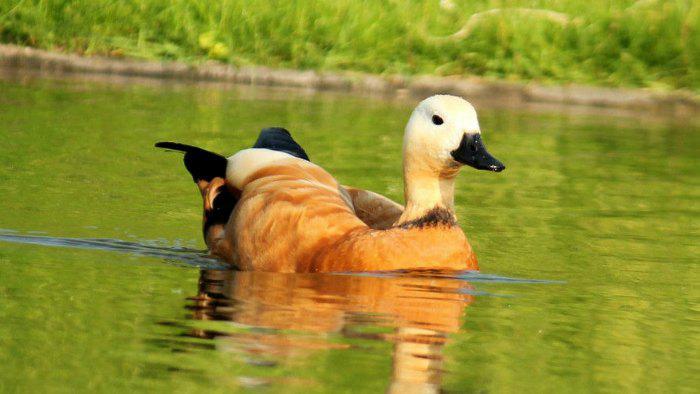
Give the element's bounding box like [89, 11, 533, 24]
[450, 133, 505, 172]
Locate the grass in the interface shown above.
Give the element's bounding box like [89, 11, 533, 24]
[0, 0, 698, 91]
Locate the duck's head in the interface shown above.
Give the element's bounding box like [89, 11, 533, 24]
[403, 95, 505, 174]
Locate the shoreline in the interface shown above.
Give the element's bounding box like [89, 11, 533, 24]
[1, 44, 697, 116]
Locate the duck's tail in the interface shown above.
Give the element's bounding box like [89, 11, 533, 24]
[155, 142, 237, 249]
[155, 128, 307, 259]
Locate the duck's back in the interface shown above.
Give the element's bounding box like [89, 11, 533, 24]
[224, 150, 364, 271]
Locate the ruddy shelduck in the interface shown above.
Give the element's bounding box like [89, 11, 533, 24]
[157, 95, 505, 272]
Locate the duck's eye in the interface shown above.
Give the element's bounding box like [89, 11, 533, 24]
[432, 115, 444, 125]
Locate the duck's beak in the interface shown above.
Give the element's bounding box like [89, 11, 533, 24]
[451, 133, 505, 172]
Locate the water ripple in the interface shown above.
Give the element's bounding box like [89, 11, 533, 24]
[0, 232, 227, 269]
[0, 230, 560, 284]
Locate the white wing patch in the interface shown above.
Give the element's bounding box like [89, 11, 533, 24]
[225, 148, 297, 189]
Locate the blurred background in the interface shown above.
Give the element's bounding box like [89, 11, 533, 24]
[1, 0, 698, 91]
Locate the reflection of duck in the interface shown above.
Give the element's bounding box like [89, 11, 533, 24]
[157, 95, 505, 272]
[189, 269, 474, 393]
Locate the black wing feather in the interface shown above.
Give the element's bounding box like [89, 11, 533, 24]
[155, 142, 228, 183]
[252, 127, 309, 161]
[155, 128, 307, 181]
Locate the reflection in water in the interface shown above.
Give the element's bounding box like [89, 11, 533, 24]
[188, 269, 474, 393]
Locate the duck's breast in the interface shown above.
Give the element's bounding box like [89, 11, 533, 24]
[310, 225, 477, 272]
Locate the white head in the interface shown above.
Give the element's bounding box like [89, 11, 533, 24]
[403, 95, 504, 175]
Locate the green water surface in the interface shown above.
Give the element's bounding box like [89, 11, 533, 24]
[0, 72, 698, 393]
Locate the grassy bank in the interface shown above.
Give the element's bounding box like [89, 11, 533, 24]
[1, 0, 698, 91]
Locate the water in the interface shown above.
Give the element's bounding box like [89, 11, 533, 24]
[0, 72, 698, 393]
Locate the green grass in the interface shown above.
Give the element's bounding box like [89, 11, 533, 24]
[1, 0, 698, 91]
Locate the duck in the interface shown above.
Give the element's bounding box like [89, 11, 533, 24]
[156, 95, 505, 272]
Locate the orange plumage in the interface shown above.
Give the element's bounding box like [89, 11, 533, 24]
[158, 95, 505, 272]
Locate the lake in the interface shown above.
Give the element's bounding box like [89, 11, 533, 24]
[0, 71, 698, 393]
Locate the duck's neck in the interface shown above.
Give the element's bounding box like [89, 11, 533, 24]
[396, 161, 459, 226]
